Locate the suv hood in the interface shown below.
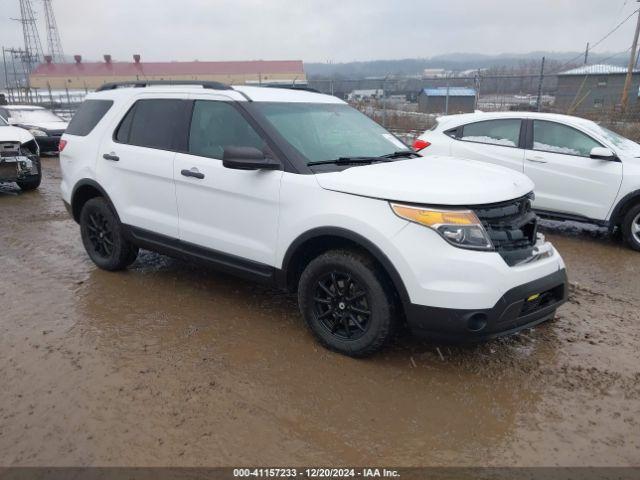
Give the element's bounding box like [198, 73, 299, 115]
[0, 125, 36, 144]
[315, 156, 534, 205]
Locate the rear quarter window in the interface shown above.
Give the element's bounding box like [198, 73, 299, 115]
[66, 100, 114, 136]
[460, 119, 521, 147]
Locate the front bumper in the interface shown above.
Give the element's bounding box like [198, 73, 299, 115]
[406, 268, 568, 341]
[0, 155, 39, 182]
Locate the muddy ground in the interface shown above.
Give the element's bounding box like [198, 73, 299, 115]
[0, 158, 639, 467]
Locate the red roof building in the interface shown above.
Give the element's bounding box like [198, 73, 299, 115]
[30, 55, 306, 90]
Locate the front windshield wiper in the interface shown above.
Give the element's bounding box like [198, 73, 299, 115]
[381, 150, 420, 159]
[307, 156, 393, 166]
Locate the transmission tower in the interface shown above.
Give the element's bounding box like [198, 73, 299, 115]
[42, 0, 64, 63]
[14, 0, 44, 72]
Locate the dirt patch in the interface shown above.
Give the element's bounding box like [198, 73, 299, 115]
[0, 159, 638, 466]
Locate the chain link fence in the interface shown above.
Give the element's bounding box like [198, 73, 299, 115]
[2, 72, 639, 141]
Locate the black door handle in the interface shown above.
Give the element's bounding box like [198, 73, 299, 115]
[181, 169, 205, 179]
[103, 153, 119, 161]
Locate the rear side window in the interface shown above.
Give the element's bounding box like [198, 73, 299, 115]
[188, 100, 264, 159]
[460, 119, 521, 147]
[66, 100, 113, 136]
[116, 99, 188, 151]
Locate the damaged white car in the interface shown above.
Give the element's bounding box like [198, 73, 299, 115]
[0, 114, 41, 191]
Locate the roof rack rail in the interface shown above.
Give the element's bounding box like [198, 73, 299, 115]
[263, 84, 320, 93]
[96, 80, 232, 92]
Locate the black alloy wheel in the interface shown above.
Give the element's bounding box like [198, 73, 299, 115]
[313, 271, 371, 340]
[86, 210, 115, 259]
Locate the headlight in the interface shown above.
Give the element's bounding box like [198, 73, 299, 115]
[29, 129, 47, 137]
[390, 203, 493, 251]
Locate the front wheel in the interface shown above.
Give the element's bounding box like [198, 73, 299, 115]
[622, 203, 640, 251]
[80, 197, 139, 270]
[298, 249, 397, 357]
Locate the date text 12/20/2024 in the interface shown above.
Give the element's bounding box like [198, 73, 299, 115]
[233, 468, 400, 478]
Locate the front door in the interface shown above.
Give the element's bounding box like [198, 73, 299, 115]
[174, 99, 283, 266]
[524, 120, 622, 220]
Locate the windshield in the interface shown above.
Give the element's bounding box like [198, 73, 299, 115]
[596, 125, 640, 153]
[253, 102, 407, 163]
[8, 108, 64, 124]
[0, 116, 7, 126]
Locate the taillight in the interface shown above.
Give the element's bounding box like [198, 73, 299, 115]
[59, 139, 67, 152]
[413, 139, 431, 151]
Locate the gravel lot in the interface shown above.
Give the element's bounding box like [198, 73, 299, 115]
[0, 157, 638, 466]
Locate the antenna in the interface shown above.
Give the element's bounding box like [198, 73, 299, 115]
[42, 0, 64, 63]
[12, 0, 44, 73]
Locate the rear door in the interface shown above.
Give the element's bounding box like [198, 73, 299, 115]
[450, 118, 526, 172]
[174, 98, 283, 266]
[97, 95, 191, 238]
[523, 120, 622, 220]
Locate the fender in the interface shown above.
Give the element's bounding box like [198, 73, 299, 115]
[279, 226, 411, 305]
[70, 178, 120, 223]
[609, 189, 640, 231]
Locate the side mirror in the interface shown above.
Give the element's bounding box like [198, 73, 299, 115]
[590, 146, 616, 160]
[222, 146, 281, 171]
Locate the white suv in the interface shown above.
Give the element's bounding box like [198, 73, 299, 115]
[60, 82, 567, 357]
[415, 111, 640, 250]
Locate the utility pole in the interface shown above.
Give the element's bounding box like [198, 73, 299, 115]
[536, 56, 545, 112]
[445, 83, 450, 115]
[382, 75, 389, 128]
[621, 3, 640, 113]
[584, 42, 589, 64]
[13, 0, 44, 72]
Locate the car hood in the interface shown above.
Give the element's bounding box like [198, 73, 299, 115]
[15, 121, 68, 132]
[0, 125, 36, 144]
[314, 156, 534, 205]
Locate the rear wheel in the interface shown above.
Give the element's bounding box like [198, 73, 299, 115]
[80, 197, 138, 270]
[16, 157, 41, 191]
[298, 249, 397, 357]
[622, 203, 640, 251]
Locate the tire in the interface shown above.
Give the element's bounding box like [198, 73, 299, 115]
[621, 203, 640, 251]
[298, 249, 397, 357]
[79, 197, 139, 271]
[16, 157, 41, 191]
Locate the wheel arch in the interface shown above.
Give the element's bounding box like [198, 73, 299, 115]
[609, 189, 640, 231]
[278, 227, 411, 307]
[70, 179, 120, 223]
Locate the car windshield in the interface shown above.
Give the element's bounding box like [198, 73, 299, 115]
[0, 116, 7, 126]
[8, 108, 64, 124]
[253, 102, 408, 164]
[595, 124, 640, 154]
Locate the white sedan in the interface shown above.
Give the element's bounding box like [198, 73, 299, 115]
[414, 111, 640, 250]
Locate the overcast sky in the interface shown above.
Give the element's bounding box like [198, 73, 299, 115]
[0, 0, 638, 63]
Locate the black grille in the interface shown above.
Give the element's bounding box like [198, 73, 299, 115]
[473, 194, 538, 266]
[0, 142, 20, 158]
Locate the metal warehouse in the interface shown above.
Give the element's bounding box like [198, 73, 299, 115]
[29, 56, 306, 90]
[417, 87, 477, 114]
[555, 64, 640, 114]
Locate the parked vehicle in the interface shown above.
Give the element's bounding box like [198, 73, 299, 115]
[0, 105, 68, 155]
[414, 111, 640, 250]
[60, 82, 567, 357]
[0, 114, 41, 191]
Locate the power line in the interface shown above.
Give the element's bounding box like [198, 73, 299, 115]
[548, 8, 640, 74]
